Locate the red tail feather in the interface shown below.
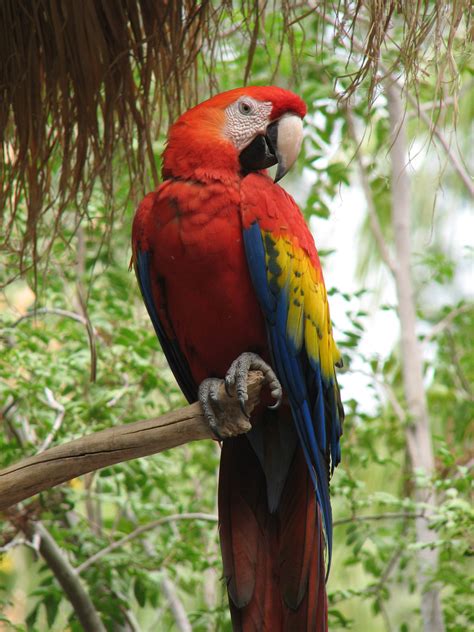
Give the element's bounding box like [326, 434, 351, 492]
[219, 415, 328, 632]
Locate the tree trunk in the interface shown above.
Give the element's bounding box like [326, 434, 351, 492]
[387, 81, 445, 632]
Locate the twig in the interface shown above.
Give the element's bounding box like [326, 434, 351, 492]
[11, 307, 92, 330]
[348, 368, 407, 424]
[22, 521, 106, 632]
[76, 285, 98, 382]
[37, 388, 65, 453]
[333, 512, 424, 527]
[106, 374, 131, 408]
[160, 571, 192, 632]
[408, 96, 474, 197]
[0, 372, 265, 511]
[0, 536, 38, 554]
[1, 397, 35, 445]
[11, 307, 98, 382]
[345, 105, 398, 276]
[313, 8, 473, 197]
[422, 304, 471, 345]
[446, 331, 473, 400]
[287, 6, 317, 27]
[76, 513, 218, 574]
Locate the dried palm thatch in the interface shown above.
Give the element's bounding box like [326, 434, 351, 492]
[0, 0, 470, 283]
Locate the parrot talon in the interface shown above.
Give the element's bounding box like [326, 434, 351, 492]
[225, 351, 282, 414]
[224, 378, 233, 398]
[239, 398, 251, 419]
[267, 399, 281, 411]
[198, 377, 252, 440]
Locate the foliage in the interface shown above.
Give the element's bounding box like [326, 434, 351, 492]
[1, 1, 470, 282]
[1, 3, 473, 631]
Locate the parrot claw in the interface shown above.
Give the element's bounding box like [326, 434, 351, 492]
[199, 354, 282, 440]
[239, 399, 251, 419]
[198, 377, 252, 440]
[224, 377, 233, 398]
[225, 352, 282, 413]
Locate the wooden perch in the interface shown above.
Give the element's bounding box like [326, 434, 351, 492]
[0, 372, 265, 512]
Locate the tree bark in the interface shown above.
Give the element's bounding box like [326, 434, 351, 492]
[0, 372, 264, 512]
[387, 81, 445, 632]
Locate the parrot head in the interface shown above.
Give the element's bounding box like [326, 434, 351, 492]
[162, 86, 306, 183]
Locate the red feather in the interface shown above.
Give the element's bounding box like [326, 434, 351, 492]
[219, 413, 327, 631]
[132, 86, 334, 632]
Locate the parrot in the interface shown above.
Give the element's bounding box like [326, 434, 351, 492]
[131, 86, 344, 631]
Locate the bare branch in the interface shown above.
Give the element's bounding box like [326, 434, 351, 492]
[333, 512, 424, 527]
[75, 509, 425, 576]
[345, 106, 398, 276]
[387, 82, 445, 632]
[348, 368, 407, 423]
[407, 95, 474, 197]
[160, 571, 192, 632]
[76, 513, 218, 574]
[446, 331, 473, 400]
[11, 307, 92, 330]
[11, 307, 98, 382]
[0, 535, 37, 554]
[21, 521, 106, 632]
[106, 374, 131, 408]
[0, 372, 265, 511]
[37, 388, 65, 453]
[1, 397, 36, 445]
[422, 304, 471, 345]
[76, 285, 98, 382]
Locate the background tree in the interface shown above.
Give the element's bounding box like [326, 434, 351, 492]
[1, 2, 472, 631]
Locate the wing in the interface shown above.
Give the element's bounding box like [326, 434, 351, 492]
[132, 192, 197, 404]
[241, 175, 344, 569]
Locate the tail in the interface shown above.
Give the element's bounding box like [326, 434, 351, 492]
[218, 410, 328, 631]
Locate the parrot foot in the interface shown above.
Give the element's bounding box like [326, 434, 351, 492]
[199, 377, 252, 441]
[225, 352, 282, 416]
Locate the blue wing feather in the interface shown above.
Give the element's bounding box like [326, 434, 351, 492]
[243, 221, 342, 573]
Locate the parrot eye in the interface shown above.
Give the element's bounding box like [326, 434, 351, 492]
[238, 101, 253, 115]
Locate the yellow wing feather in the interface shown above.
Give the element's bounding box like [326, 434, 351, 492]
[264, 231, 341, 379]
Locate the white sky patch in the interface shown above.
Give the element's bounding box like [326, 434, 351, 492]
[286, 170, 400, 415]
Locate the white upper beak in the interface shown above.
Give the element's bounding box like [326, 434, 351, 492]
[274, 114, 304, 182]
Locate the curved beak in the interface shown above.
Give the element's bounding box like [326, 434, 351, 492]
[238, 113, 304, 182]
[266, 114, 304, 182]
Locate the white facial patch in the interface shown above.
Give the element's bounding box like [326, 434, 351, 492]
[224, 97, 273, 151]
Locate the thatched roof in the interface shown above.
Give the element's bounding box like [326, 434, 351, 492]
[0, 0, 470, 282]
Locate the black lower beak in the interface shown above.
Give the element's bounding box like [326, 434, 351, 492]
[239, 132, 278, 174]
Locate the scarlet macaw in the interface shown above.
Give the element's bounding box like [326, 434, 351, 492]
[132, 86, 343, 631]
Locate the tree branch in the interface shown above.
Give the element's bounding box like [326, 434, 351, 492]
[333, 512, 424, 527]
[0, 372, 265, 511]
[422, 304, 471, 345]
[160, 571, 192, 632]
[21, 521, 106, 632]
[38, 388, 65, 453]
[76, 513, 218, 574]
[387, 82, 445, 632]
[11, 307, 98, 382]
[408, 97, 474, 197]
